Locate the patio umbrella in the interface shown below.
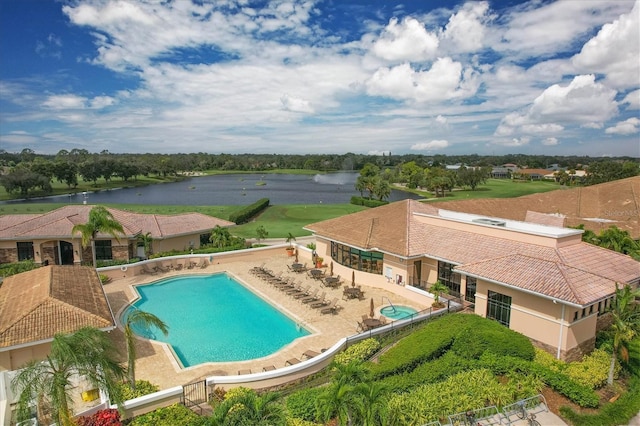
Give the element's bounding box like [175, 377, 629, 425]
[351, 270, 355, 287]
[370, 297, 375, 318]
[295, 248, 298, 263]
[330, 261, 334, 277]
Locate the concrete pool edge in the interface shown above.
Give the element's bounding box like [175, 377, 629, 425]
[118, 270, 321, 372]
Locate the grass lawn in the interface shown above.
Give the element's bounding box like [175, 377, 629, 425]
[231, 204, 367, 238]
[423, 178, 561, 201]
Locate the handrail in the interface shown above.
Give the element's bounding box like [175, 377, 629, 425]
[381, 296, 396, 313]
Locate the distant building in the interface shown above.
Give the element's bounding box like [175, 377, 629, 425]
[0, 205, 234, 265]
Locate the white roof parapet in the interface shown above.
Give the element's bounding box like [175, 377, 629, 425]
[434, 209, 583, 239]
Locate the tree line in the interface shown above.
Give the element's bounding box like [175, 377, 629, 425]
[0, 148, 637, 199]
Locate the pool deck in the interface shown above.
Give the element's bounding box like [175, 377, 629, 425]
[103, 251, 427, 390]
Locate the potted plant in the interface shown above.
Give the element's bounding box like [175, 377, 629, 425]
[285, 232, 296, 256]
[315, 256, 324, 268]
[430, 280, 449, 309]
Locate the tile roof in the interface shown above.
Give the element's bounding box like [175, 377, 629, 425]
[0, 205, 234, 240]
[433, 176, 640, 239]
[0, 265, 115, 349]
[306, 198, 640, 306]
[455, 254, 615, 305]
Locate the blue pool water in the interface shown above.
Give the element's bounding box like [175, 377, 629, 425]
[123, 273, 310, 367]
[380, 305, 418, 320]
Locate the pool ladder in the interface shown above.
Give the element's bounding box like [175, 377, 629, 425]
[381, 297, 396, 313]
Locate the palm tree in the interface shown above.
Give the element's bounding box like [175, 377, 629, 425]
[210, 225, 232, 248]
[317, 361, 370, 425]
[72, 206, 124, 267]
[137, 231, 154, 259]
[430, 280, 449, 306]
[211, 389, 285, 425]
[317, 381, 356, 426]
[607, 284, 640, 385]
[124, 309, 169, 389]
[11, 327, 125, 426]
[354, 381, 388, 426]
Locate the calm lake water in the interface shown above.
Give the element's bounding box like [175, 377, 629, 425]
[7, 172, 421, 205]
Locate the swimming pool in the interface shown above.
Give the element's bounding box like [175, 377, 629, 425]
[379, 305, 418, 320]
[123, 273, 310, 367]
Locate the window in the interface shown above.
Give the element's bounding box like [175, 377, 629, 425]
[94, 240, 113, 260]
[487, 290, 512, 327]
[330, 242, 383, 275]
[17, 242, 34, 261]
[464, 276, 477, 303]
[438, 261, 461, 297]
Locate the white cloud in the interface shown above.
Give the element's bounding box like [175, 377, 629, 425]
[366, 57, 478, 102]
[411, 140, 449, 150]
[497, 1, 632, 58]
[521, 123, 564, 134]
[542, 137, 559, 146]
[90, 96, 116, 109]
[372, 17, 439, 62]
[492, 136, 531, 147]
[367, 150, 391, 156]
[435, 115, 448, 125]
[496, 74, 619, 137]
[442, 1, 490, 52]
[622, 89, 640, 108]
[605, 117, 640, 135]
[280, 94, 314, 113]
[572, 0, 640, 88]
[42, 94, 87, 109]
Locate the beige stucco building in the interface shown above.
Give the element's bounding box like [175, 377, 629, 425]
[305, 199, 640, 361]
[0, 205, 234, 266]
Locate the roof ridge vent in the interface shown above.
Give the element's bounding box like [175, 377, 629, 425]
[472, 218, 506, 227]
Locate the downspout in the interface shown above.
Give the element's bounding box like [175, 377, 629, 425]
[557, 302, 565, 359]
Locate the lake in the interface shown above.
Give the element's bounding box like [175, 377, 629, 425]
[6, 172, 421, 205]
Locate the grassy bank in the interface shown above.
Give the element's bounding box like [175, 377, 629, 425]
[423, 178, 561, 201]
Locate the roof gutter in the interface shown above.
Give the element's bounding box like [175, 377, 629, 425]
[455, 269, 592, 309]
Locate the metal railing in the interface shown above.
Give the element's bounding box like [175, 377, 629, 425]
[448, 405, 501, 426]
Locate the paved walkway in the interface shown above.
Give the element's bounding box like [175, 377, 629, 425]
[103, 250, 424, 390]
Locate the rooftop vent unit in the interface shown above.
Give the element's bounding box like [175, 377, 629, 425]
[472, 218, 506, 227]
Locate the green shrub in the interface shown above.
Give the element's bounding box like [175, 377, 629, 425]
[533, 348, 564, 373]
[0, 259, 38, 277]
[228, 198, 270, 224]
[286, 418, 321, 426]
[349, 196, 388, 207]
[285, 387, 324, 422]
[478, 352, 599, 407]
[369, 315, 462, 378]
[128, 404, 207, 426]
[334, 338, 381, 365]
[118, 380, 160, 401]
[565, 348, 617, 390]
[450, 318, 535, 361]
[560, 375, 640, 426]
[379, 352, 472, 393]
[387, 369, 511, 425]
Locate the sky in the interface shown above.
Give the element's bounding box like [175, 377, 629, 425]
[0, 0, 639, 157]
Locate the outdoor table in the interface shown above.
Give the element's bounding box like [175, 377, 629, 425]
[324, 276, 339, 287]
[343, 287, 361, 299]
[291, 263, 304, 272]
[364, 318, 382, 329]
[309, 269, 325, 279]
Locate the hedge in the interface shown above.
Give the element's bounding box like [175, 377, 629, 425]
[127, 404, 207, 426]
[450, 317, 535, 361]
[559, 375, 640, 426]
[228, 197, 270, 224]
[349, 196, 388, 207]
[478, 352, 600, 408]
[285, 387, 325, 422]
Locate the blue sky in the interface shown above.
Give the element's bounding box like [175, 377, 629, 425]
[0, 0, 638, 156]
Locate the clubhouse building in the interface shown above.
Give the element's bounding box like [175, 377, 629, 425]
[306, 199, 640, 361]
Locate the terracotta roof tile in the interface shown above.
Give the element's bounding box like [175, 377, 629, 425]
[0, 205, 234, 240]
[0, 265, 115, 349]
[433, 176, 640, 239]
[306, 198, 640, 306]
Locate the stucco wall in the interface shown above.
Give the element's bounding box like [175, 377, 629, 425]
[0, 342, 52, 372]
